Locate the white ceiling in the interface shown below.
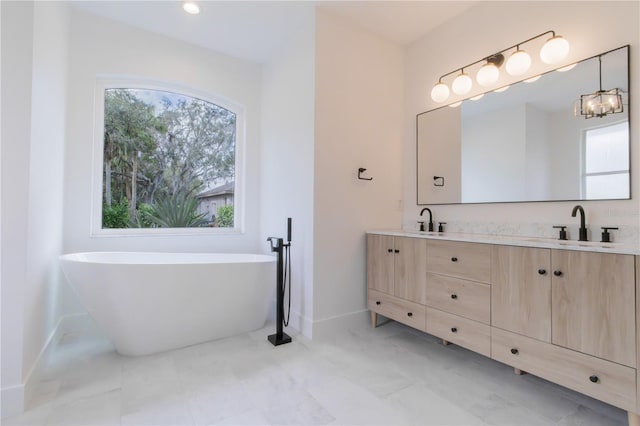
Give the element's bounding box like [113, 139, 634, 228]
[70, 1, 477, 63]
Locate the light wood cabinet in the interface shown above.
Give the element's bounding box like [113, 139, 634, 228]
[426, 240, 491, 283]
[368, 289, 426, 331]
[551, 250, 635, 367]
[366, 232, 639, 421]
[493, 327, 636, 411]
[426, 307, 491, 357]
[394, 237, 428, 304]
[426, 272, 490, 324]
[366, 234, 394, 294]
[366, 234, 427, 303]
[367, 235, 427, 327]
[491, 245, 552, 342]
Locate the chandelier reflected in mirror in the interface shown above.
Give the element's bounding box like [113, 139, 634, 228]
[575, 54, 624, 119]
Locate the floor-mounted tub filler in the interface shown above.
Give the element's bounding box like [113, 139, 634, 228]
[60, 252, 276, 356]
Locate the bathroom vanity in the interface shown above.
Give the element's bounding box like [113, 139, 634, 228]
[366, 231, 640, 424]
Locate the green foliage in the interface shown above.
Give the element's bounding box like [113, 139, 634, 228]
[133, 203, 156, 228]
[216, 205, 234, 228]
[144, 193, 208, 228]
[102, 88, 236, 229]
[102, 198, 130, 228]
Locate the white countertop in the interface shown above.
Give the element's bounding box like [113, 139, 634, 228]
[367, 229, 640, 255]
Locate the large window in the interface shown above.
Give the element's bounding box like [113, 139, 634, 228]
[582, 122, 629, 200]
[93, 81, 243, 234]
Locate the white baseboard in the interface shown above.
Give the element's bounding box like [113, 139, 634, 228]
[1, 384, 25, 420]
[311, 309, 370, 340]
[283, 309, 313, 339]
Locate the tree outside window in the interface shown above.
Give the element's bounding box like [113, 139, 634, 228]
[102, 88, 236, 228]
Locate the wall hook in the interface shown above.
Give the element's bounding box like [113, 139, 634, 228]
[358, 168, 373, 181]
[434, 176, 445, 187]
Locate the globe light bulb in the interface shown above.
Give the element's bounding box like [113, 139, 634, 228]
[523, 75, 541, 83]
[540, 35, 570, 64]
[430, 82, 450, 103]
[448, 101, 462, 108]
[476, 63, 500, 86]
[506, 50, 531, 76]
[452, 72, 472, 95]
[470, 94, 484, 101]
[556, 63, 576, 72]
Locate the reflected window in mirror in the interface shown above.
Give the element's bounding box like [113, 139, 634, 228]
[583, 121, 629, 199]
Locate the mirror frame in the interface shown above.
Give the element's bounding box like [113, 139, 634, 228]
[416, 45, 631, 206]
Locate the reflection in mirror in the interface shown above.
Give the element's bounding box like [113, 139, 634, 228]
[417, 45, 629, 205]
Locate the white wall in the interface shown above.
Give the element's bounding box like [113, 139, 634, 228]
[23, 0, 70, 388]
[313, 10, 404, 330]
[1, 2, 33, 417]
[462, 105, 526, 202]
[525, 104, 551, 200]
[260, 6, 316, 336]
[64, 10, 262, 254]
[417, 107, 461, 204]
[1, 1, 70, 419]
[405, 1, 640, 242]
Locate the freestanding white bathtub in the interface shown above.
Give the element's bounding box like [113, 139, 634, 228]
[59, 252, 276, 356]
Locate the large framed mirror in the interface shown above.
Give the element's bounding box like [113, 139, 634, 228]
[417, 45, 630, 205]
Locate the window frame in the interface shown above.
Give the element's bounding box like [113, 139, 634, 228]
[580, 120, 630, 200]
[91, 76, 246, 237]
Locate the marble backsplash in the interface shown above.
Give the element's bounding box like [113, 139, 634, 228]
[403, 220, 639, 245]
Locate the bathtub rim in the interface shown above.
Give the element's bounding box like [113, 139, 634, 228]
[59, 251, 276, 265]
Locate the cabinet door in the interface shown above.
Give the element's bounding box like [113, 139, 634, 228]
[491, 246, 551, 342]
[394, 237, 427, 304]
[367, 234, 394, 294]
[552, 250, 635, 367]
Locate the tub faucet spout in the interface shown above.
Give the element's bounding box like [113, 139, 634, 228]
[267, 237, 283, 252]
[571, 205, 588, 241]
[420, 208, 434, 232]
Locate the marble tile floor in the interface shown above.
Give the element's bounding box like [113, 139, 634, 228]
[5, 317, 628, 426]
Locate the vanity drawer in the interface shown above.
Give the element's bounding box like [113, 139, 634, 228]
[426, 273, 490, 324]
[368, 289, 426, 331]
[427, 240, 491, 283]
[426, 308, 491, 357]
[492, 327, 636, 411]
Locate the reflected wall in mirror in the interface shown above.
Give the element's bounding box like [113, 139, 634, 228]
[417, 45, 630, 205]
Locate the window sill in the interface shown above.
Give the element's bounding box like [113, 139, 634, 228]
[90, 227, 243, 238]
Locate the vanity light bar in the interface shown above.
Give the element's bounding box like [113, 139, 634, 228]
[430, 30, 570, 103]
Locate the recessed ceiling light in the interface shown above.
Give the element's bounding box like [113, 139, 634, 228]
[183, 2, 200, 15]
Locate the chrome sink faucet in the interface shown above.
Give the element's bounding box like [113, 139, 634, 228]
[571, 205, 588, 241]
[420, 208, 434, 232]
